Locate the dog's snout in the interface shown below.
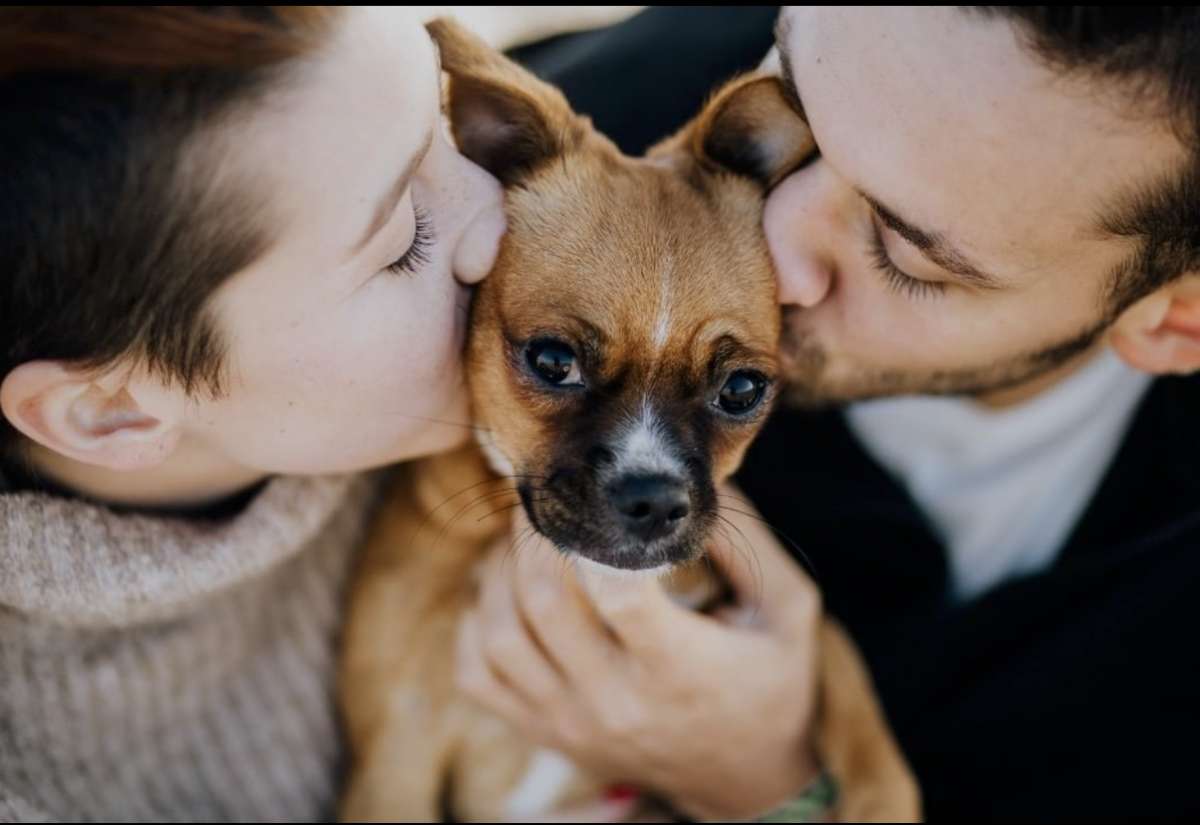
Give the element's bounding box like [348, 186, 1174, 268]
[608, 474, 690, 542]
[586, 445, 616, 469]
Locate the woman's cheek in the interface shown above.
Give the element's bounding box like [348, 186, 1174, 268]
[377, 306, 462, 406]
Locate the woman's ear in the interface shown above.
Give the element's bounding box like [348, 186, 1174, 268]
[0, 360, 183, 471]
[1109, 275, 1200, 375]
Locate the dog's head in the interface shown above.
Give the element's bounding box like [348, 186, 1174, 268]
[428, 19, 813, 571]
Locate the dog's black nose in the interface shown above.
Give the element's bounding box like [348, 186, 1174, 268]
[608, 474, 690, 542]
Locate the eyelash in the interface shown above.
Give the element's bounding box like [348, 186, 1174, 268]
[389, 195, 943, 303]
[385, 207, 434, 276]
[867, 218, 946, 301]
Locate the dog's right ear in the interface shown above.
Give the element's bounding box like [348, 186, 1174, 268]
[426, 18, 583, 186]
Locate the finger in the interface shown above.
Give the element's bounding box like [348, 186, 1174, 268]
[507, 528, 623, 683]
[476, 536, 568, 705]
[567, 555, 694, 656]
[710, 602, 761, 629]
[455, 609, 542, 731]
[512, 505, 701, 658]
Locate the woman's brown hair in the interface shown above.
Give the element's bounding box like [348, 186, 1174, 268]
[1, 7, 342, 447]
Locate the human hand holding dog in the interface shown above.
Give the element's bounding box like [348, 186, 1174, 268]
[456, 484, 823, 821]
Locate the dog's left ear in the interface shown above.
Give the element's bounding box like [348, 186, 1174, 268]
[426, 17, 585, 186]
[654, 73, 816, 189]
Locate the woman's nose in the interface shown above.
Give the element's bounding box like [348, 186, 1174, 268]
[450, 153, 505, 286]
[422, 125, 507, 286]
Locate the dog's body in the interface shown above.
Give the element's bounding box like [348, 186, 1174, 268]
[339, 19, 921, 822]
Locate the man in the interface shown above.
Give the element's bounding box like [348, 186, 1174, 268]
[461, 7, 1200, 820]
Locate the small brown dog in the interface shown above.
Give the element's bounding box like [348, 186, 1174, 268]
[339, 18, 921, 823]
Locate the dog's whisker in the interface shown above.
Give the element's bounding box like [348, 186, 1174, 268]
[433, 488, 540, 545]
[425, 474, 543, 509]
[428, 485, 519, 522]
[420, 474, 549, 530]
[558, 551, 575, 593]
[714, 511, 763, 595]
[378, 410, 497, 435]
[502, 525, 541, 573]
[709, 520, 734, 568]
[707, 520, 743, 604]
[714, 492, 756, 506]
[716, 505, 819, 583]
[474, 499, 550, 524]
[421, 488, 527, 554]
[499, 527, 532, 570]
[714, 512, 766, 615]
[474, 503, 524, 524]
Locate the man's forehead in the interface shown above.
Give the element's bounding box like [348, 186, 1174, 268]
[773, 6, 1186, 281]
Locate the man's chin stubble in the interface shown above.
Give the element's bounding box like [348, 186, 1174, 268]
[778, 314, 1109, 409]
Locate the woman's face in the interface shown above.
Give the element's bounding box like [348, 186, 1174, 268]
[184, 8, 506, 475]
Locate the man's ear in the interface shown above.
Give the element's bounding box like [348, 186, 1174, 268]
[0, 361, 183, 471]
[650, 72, 816, 189]
[426, 17, 585, 186]
[1109, 275, 1200, 374]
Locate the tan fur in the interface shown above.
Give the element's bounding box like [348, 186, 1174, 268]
[339, 18, 921, 822]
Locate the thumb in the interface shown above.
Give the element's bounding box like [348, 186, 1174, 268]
[509, 503, 678, 647]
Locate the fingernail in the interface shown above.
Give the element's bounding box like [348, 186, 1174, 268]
[604, 784, 639, 803]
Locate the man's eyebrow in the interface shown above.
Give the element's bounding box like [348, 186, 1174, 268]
[772, 13, 1002, 291]
[862, 192, 1004, 290]
[349, 129, 434, 258]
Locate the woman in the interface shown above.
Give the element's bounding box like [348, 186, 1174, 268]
[0, 7, 507, 819]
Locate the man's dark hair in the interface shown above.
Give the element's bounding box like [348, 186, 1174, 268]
[0, 7, 340, 448]
[978, 7, 1200, 315]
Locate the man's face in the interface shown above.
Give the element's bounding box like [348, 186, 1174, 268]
[766, 7, 1186, 405]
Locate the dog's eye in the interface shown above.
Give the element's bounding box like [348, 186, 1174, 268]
[716, 371, 767, 415]
[526, 340, 583, 387]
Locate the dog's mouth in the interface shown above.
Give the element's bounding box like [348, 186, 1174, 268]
[517, 469, 716, 572]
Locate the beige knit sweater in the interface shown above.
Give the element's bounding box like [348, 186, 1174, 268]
[0, 472, 380, 822]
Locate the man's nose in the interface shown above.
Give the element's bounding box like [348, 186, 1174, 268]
[763, 163, 841, 308]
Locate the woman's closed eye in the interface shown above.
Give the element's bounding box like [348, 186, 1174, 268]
[385, 206, 434, 276]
